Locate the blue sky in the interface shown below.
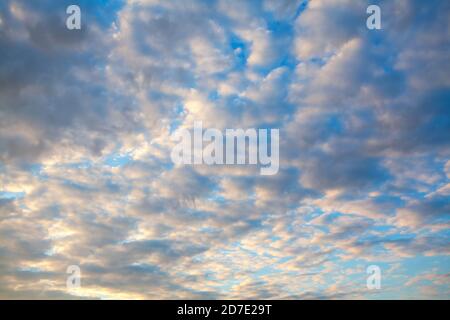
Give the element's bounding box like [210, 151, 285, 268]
[0, 0, 449, 299]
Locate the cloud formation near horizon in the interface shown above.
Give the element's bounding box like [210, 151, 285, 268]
[0, 0, 449, 299]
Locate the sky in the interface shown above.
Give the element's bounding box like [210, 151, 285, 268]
[0, 0, 449, 299]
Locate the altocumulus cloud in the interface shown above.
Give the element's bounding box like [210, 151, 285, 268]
[0, 0, 449, 299]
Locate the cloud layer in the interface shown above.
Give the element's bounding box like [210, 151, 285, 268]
[0, 0, 449, 299]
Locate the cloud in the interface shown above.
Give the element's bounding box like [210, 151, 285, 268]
[0, 0, 449, 299]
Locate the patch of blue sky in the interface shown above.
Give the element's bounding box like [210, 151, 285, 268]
[229, 34, 249, 71]
[208, 90, 220, 101]
[206, 194, 227, 205]
[58, 160, 93, 170]
[398, 255, 450, 279]
[384, 256, 450, 299]
[298, 206, 325, 222]
[252, 265, 283, 280]
[76, 0, 125, 28]
[127, 263, 164, 275]
[183, 208, 215, 221]
[325, 114, 344, 135]
[45, 248, 56, 256]
[295, 0, 309, 19]
[103, 152, 133, 167]
[199, 226, 221, 234]
[267, 17, 293, 34]
[251, 54, 297, 77]
[0, 191, 25, 200]
[174, 102, 185, 115]
[29, 163, 45, 178]
[371, 224, 395, 233]
[364, 232, 416, 245]
[307, 55, 333, 66]
[158, 161, 174, 171]
[61, 179, 95, 192]
[18, 266, 43, 273]
[246, 15, 298, 74]
[317, 211, 343, 224]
